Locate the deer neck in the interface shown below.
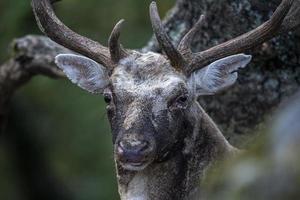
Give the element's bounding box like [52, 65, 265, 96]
[116, 101, 236, 200]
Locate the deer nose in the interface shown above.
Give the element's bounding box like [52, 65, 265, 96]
[118, 140, 150, 154]
[115, 136, 156, 169]
[117, 140, 152, 163]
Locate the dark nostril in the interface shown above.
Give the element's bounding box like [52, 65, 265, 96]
[139, 141, 150, 152]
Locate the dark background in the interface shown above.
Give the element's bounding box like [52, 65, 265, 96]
[0, 0, 175, 199]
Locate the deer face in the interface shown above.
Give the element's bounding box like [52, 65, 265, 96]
[108, 52, 190, 171]
[55, 52, 251, 171]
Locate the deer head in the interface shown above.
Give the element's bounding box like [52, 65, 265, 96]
[32, 0, 294, 172]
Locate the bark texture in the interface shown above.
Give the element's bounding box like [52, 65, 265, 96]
[144, 0, 300, 147]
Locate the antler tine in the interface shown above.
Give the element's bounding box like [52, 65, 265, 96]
[31, 0, 113, 67]
[108, 19, 130, 63]
[178, 15, 206, 56]
[149, 1, 186, 71]
[188, 0, 294, 74]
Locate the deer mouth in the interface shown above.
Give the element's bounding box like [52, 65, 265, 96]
[119, 159, 152, 171]
[115, 138, 156, 171]
[117, 150, 154, 171]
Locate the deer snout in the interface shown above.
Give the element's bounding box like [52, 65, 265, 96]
[116, 137, 156, 170]
[117, 140, 152, 161]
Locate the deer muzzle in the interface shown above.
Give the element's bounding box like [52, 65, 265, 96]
[116, 134, 156, 171]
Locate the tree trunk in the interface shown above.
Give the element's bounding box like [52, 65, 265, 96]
[144, 0, 300, 147]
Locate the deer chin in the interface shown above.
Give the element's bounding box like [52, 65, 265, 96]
[119, 159, 153, 171]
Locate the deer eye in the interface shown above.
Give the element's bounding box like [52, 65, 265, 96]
[177, 96, 188, 104]
[169, 94, 189, 110]
[103, 93, 112, 104]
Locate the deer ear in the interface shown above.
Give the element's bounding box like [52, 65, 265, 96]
[55, 54, 109, 94]
[188, 54, 252, 96]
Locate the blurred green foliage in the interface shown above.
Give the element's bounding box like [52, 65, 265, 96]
[0, 0, 174, 199]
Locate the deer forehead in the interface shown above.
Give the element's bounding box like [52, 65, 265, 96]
[111, 52, 187, 96]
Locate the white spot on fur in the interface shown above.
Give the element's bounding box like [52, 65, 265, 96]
[120, 173, 148, 200]
[113, 52, 186, 97]
[124, 104, 141, 130]
[137, 52, 161, 63]
[113, 70, 184, 96]
[130, 140, 143, 147]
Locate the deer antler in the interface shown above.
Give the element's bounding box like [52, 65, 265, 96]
[187, 0, 294, 74]
[33, 0, 297, 73]
[150, 0, 296, 74]
[178, 15, 206, 58]
[108, 19, 130, 63]
[31, 0, 129, 68]
[149, 2, 187, 71]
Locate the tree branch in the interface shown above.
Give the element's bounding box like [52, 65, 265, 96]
[0, 35, 69, 134]
[0, 35, 68, 93]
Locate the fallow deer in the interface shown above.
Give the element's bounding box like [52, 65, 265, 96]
[31, 0, 296, 199]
